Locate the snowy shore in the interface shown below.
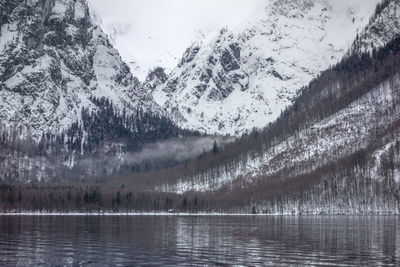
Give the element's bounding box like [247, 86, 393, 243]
[0, 211, 399, 216]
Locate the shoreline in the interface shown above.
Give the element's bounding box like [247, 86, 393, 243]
[0, 212, 281, 216]
[0, 212, 399, 216]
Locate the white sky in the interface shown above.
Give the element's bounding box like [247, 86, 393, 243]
[88, 0, 265, 78]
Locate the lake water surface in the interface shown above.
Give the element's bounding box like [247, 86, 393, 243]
[0, 215, 399, 266]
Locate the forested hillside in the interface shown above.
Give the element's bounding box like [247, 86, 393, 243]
[0, 0, 200, 182]
[1, 0, 399, 214]
[0, 96, 197, 182]
[2, 31, 399, 214]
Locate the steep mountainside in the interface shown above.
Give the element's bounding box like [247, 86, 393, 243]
[152, 0, 380, 136]
[0, 0, 199, 182]
[0, 0, 162, 140]
[156, 0, 400, 193]
[108, 1, 400, 213]
[145, 33, 400, 213]
[1, 0, 400, 214]
[352, 0, 400, 54]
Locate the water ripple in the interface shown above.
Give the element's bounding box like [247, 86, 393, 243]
[0, 215, 398, 266]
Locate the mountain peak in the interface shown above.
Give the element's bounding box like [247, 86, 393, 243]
[0, 0, 161, 140]
[152, 0, 380, 136]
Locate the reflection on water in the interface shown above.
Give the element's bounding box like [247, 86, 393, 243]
[0, 216, 399, 266]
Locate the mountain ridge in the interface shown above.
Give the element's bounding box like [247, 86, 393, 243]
[151, 0, 380, 136]
[0, 0, 164, 141]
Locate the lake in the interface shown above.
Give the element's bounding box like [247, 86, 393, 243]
[0, 215, 399, 266]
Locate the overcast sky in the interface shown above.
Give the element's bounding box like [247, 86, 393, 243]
[88, 0, 264, 78]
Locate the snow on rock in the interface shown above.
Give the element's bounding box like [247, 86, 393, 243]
[90, 19, 178, 82]
[0, 23, 18, 55]
[0, 0, 162, 140]
[152, 0, 380, 136]
[352, 0, 400, 54]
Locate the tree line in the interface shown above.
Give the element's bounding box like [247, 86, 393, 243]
[1, 2, 400, 213]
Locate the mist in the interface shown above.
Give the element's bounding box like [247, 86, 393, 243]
[74, 136, 235, 177]
[122, 136, 233, 165]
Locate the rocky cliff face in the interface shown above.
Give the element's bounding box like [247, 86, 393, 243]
[152, 0, 380, 136]
[152, 2, 400, 214]
[144, 67, 169, 93]
[0, 0, 161, 140]
[352, 0, 400, 54]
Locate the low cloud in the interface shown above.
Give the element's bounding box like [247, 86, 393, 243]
[74, 136, 235, 176]
[122, 136, 234, 165]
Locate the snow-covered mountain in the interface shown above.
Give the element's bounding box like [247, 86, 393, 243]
[146, 0, 400, 215]
[152, 0, 380, 136]
[164, 72, 400, 194]
[92, 21, 178, 82]
[352, 0, 400, 54]
[154, 0, 400, 202]
[0, 0, 162, 140]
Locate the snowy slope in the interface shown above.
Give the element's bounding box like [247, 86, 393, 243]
[91, 20, 178, 82]
[0, 0, 162, 140]
[352, 0, 400, 54]
[156, 0, 400, 193]
[152, 0, 380, 136]
[162, 74, 400, 193]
